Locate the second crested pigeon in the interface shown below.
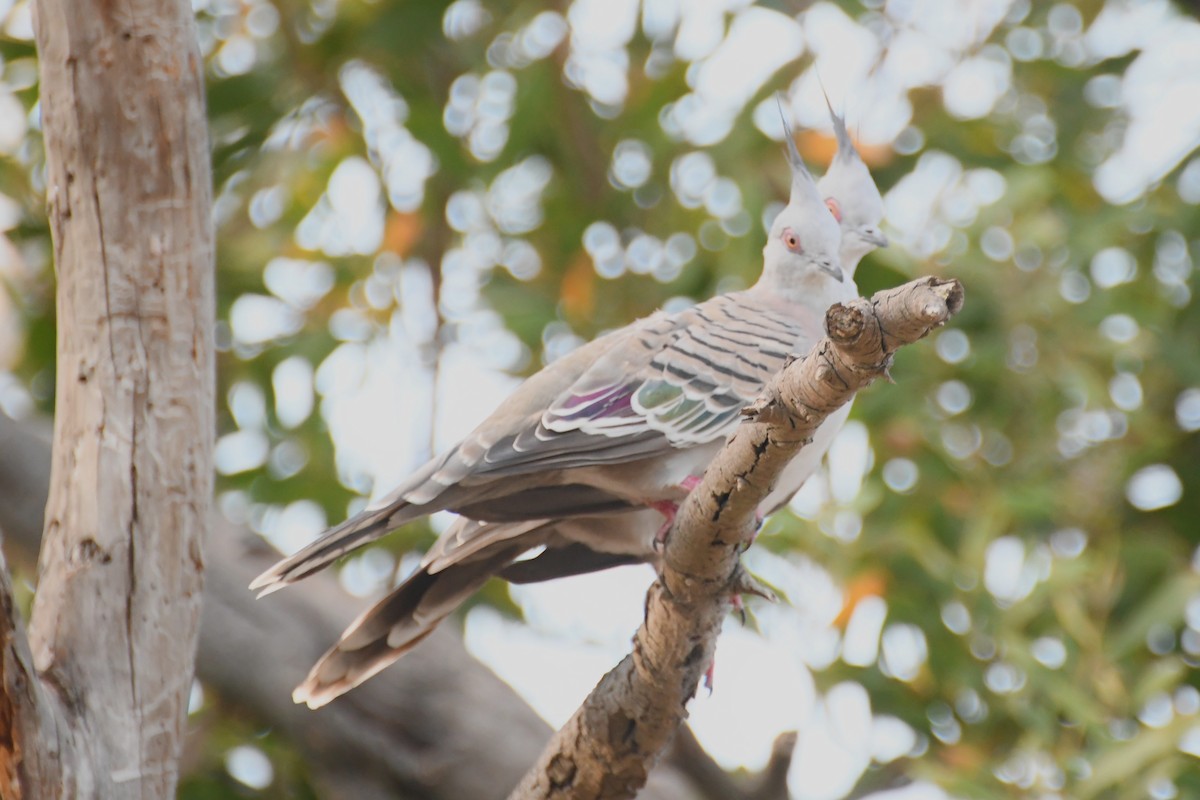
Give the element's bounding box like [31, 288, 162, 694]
[817, 101, 888, 279]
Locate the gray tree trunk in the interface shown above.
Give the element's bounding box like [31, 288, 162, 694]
[0, 0, 214, 796]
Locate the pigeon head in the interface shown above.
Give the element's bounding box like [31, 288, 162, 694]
[762, 105, 844, 291]
[817, 103, 887, 277]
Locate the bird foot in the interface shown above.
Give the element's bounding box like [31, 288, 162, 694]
[731, 565, 778, 604]
[651, 475, 706, 550]
[651, 500, 678, 550]
[731, 593, 747, 625]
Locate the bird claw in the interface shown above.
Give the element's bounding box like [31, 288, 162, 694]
[746, 509, 766, 545]
[731, 565, 778, 604]
[731, 593, 747, 625]
[881, 355, 897, 384]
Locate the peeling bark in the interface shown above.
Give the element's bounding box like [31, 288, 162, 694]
[510, 277, 965, 800]
[0, 0, 214, 796]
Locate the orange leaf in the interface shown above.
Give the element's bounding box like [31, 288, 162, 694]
[940, 744, 984, 771]
[798, 131, 838, 165]
[799, 131, 894, 170]
[833, 570, 888, 628]
[384, 211, 423, 257]
[560, 252, 595, 320]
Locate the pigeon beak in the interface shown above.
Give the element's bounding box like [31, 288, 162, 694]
[864, 228, 889, 248]
[818, 259, 844, 282]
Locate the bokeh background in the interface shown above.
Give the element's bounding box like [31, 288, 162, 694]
[2, 0, 1199, 797]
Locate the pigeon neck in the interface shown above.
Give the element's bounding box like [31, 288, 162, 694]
[748, 267, 854, 310]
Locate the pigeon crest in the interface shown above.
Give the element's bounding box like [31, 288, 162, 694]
[759, 97, 845, 292]
[816, 92, 887, 277]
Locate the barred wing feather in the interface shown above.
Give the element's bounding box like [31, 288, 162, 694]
[386, 294, 818, 517]
[539, 293, 808, 449]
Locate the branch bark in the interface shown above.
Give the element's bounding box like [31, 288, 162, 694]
[0, 1, 214, 796]
[0, 411, 698, 800]
[510, 276, 965, 799]
[196, 525, 563, 800]
[668, 724, 795, 800]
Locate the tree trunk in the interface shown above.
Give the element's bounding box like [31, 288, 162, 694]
[0, 0, 214, 796]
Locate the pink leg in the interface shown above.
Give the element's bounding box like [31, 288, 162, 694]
[650, 500, 678, 549]
[651, 475, 705, 549]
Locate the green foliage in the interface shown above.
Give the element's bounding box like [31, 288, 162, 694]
[2, 0, 1198, 797]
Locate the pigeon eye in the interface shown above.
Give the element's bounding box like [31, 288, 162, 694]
[782, 228, 802, 253]
[825, 197, 843, 223]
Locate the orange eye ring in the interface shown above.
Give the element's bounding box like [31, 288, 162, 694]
[825, 197, 843, 223]
[782, 227, 802, 253]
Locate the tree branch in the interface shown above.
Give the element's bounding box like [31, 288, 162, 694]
[0, 418, 49, 566]
[0, 411, 698, 799]
[667, 725, 744, 800]
[0, 546, 64, 799]
[0, 420, 56, 798]
[510, 276, 965, 799]
[745, 732, 798, 800]
[667, 724, 795, 800]
[197, 525, 559, 800]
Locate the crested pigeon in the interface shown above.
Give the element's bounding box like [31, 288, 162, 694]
[817, 100, 888, 279]
[253, 115, 867, 709]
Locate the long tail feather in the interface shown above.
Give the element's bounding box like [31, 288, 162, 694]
[249, 503, 403, 596]
[292, 545, 522, 708]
